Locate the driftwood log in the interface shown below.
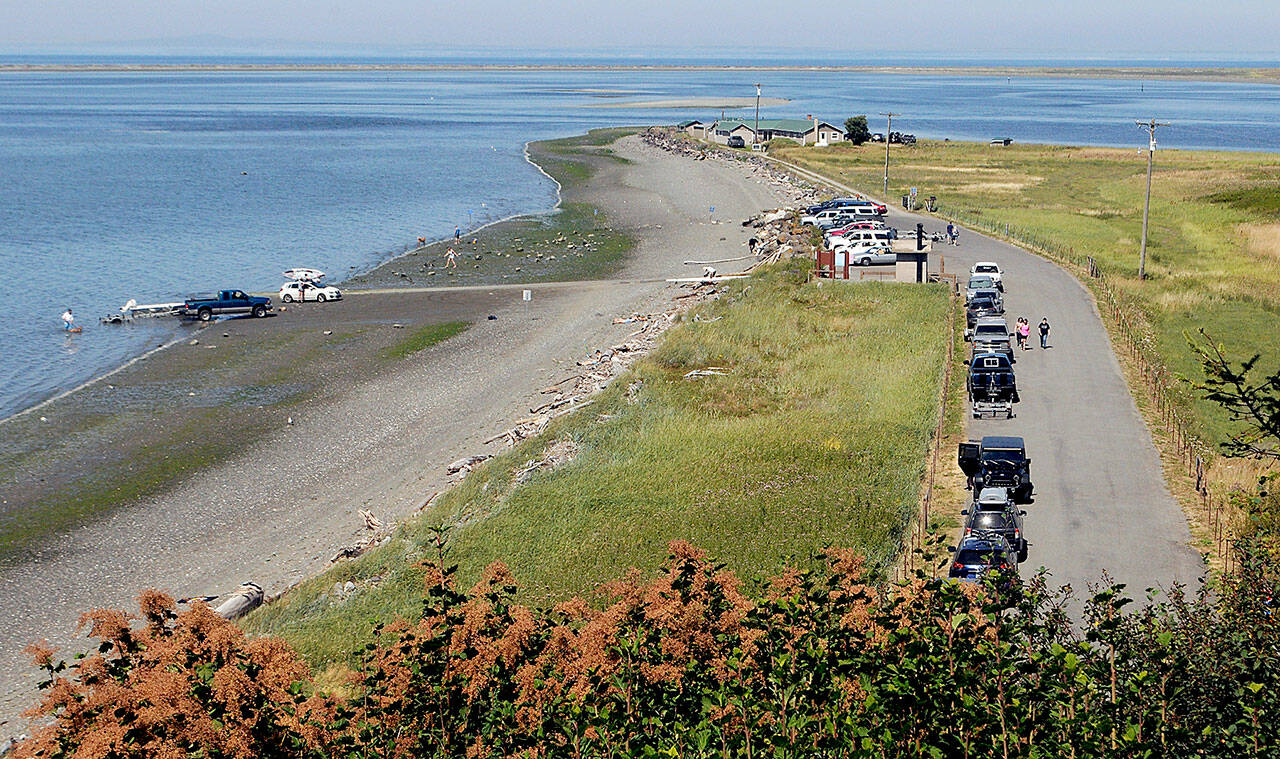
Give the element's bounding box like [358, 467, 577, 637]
[214, 582, 264, 620]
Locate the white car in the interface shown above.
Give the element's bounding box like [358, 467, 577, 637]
[279, 281, 342, 303]
[971, 262, 1003, 287]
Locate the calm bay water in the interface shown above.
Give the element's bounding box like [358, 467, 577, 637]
[2, 61, 1279, 418]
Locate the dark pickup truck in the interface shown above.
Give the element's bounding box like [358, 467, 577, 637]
[182, 290, 273, 321]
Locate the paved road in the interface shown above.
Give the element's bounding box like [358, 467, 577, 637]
[883, 206, 1204, 597]
[777, 153, 1207, 596]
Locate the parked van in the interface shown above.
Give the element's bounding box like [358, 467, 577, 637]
[801, 207, 853, 226]
[828, 229, 893, 250]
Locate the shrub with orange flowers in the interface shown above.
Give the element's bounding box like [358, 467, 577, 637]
[14, 539, 1280, 757]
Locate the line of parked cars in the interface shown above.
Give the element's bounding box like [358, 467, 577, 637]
[950, 260, 1037, 590]
[800, 197, 899, 266]
[951, 435, 1034, 588]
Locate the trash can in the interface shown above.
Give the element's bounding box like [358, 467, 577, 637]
[902, 195, 910, 209]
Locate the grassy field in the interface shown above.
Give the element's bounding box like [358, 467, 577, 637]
[244, 261, 953, 672]
[771, 139, 1280, 447]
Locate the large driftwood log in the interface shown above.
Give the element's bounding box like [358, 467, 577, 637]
[214, 582, 263, 620]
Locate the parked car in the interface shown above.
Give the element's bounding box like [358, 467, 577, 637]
[827, 229, 894, 250]
[966, 316, 1010, 342]
[727, 135, 746, 148]
[948, 531, 1020, 587]
[966, 294, 1003, 329]
[966, 352, 1019, 417]
[971, 262, 1004, 289]
[802, 208, 852, 226]
[279, 281, 343, 303]
[804, 197, 871, 214]
[870, 133, 885, 142]
[848, 247, 896, 266]
[965, 275, 997, 303]
[181, 289, 272, 321]
[825, 220, 886, 237]
[958, 435, 1034, 504]
[962, 490, 1029, 562]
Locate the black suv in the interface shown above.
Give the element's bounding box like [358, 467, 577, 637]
[962, 487, 1028, 562]
[959, 436, 1034, 504]
[948, 530, 1020, 587]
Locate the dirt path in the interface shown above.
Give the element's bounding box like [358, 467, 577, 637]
[0, 135, 794, 735]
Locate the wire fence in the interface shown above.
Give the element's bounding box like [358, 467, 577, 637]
[938, 205, 1235, 571]
[897, 287, 958, 583]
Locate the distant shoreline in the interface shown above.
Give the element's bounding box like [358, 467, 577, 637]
[1, 64, 1278, 84]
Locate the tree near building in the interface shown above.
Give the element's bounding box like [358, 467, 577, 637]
[844, 115, 871, 145]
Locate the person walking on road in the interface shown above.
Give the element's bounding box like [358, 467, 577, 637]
[1014, 317, 1026, 350]
[1018, 319, 1031, 350]
[1039, 318, 1051, 348]
[945, 223, 955, 246]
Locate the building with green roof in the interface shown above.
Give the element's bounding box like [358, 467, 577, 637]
[709, 118, 846, 147]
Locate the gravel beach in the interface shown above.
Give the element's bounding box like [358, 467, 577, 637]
[0, 133, 797, 735]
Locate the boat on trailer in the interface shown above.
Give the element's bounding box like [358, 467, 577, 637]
[100, 298, 186, 323]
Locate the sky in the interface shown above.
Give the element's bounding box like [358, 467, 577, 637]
[3, 0, 1280, 59]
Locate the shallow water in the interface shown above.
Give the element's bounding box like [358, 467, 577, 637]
[2, 63, 1279, 418]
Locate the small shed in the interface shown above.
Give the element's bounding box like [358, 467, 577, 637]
[678, 120, 706, 138]
[895, 250, 932, 283]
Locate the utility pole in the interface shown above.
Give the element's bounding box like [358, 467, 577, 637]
[754, 84, 761, 148]
[1136, 118, 1169, 280]
[880, 112, 899, 196]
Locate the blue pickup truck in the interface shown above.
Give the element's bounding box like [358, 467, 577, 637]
[182, 290, 273, 321]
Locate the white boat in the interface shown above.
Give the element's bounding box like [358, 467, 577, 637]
[101, 298, 185, 323]
[283, 268, 326, 282]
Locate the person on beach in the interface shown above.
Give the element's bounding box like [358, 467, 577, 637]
[445, 247, 458, 269]
[454, 226, 462, 242]
[418, 236, 426, 247]
[1039, 318, 1051, 348]
[61, 308, 75, 332]
[1019, 319, 1032, 350]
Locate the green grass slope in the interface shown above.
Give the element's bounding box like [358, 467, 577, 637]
[244, 262, 952, 670]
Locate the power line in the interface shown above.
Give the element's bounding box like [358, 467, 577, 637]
[1136, 118, 1170, 280]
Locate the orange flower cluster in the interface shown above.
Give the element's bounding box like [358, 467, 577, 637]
[16, 590, 336, 759]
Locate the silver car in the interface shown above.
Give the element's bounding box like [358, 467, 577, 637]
[850, 246, 897, 266]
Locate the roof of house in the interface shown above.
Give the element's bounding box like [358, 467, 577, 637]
[713, 118, 843, 134]
[677, 120, 704, 128]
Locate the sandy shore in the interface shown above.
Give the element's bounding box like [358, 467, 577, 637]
[0, 133, 798, 736]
